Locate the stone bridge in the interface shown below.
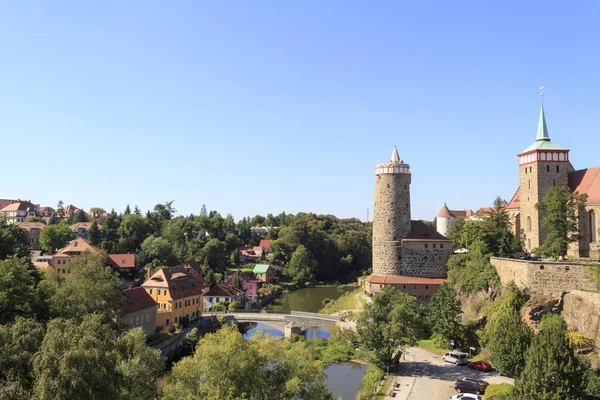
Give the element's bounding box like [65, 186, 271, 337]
[216, 311, 343, 337]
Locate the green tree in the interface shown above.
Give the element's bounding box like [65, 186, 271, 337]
[228, 300, 240, 311]
[535, 186, 587, 258]
[115, 327, 165, 400]
[39, 223, 75, 252]
[287, 244, 316, 283]
[89, 221, 102, 246]
[100, 209, 121, 253]
[0, 317, 45, 397]
[163, 324, 331, 400]
[447, 240, 500, 294]
[73, 209, 89, 223]
[488, 309, 532, 377]
[0, 215, 30, 259]
[25, 216, 46, 223]
[357, 365, 383, 400]
[0, 257, 40, 323]
[447, 218, 465, 249]
[481, 196, 521, 257]
[118, 214, 151, 252]
[357, 285, 426, 368]
[133, 205, 142, 216]
[56, 200, 65, 219]
[511, 314, 586, 399]
[427, 283, 464, 348]
[42, 253, 124, 320]
[124, 204, 131, 215]
[459, 220, 483, 249]
[201, 238, 228, 272]
[137, 236, 177, 267]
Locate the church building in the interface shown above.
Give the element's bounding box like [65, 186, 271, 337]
[505, 96, 600, 259]
[365, 147, 452, 297]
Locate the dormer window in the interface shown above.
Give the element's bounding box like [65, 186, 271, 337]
[73, 242, 78, 247]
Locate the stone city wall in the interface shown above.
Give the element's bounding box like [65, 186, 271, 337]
[491, 257, 597, 296]
[400, 246, 451, 277]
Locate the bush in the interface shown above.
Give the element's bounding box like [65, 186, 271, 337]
[180, 316, 190, 328]
[484, 383, 513, 399]
[357, 365, 384, 400]
[322, 297, 331, 305]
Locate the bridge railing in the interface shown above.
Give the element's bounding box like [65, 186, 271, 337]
[208, 310, 342, 321]
[290, 311, 342, 321]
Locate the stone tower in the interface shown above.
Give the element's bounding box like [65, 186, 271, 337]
[372, 146, 412, 276]
[518, 97, 571, 251]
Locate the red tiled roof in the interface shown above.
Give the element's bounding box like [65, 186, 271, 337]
[569, 167, 600, 204]
[240, 246, 263, 258]
[122, 287, 157, 314]
[437, 204, 453, 218]
[107, 254, 135, 269]
[0, 199, 18, 210]
[70, 222, 103, 231]
[205, 283, 235, 297]
[0, 201, 38, 213]
[403, 220, 452, 241]
[259, 240, 275, 250]
[142, 267, 208, 300]
[365, 275, 446, 285]
[56, 238, 103, 256]
[17, 221, 45, 231]
[63, 205, 80, 214]
[506, 188, 521, 209]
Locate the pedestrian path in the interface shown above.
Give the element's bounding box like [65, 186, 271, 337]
[384, 351, 416, 400]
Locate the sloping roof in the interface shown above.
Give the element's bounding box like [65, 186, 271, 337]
[521, 101, 567, 153]
[70, 222, 103, 231]
[390, 146, 401, 163]
[205, 283, 235, 297]
[506, 188, 521, 209]
[475, 203, 507, 216]
[404, 220, 452, 241]
[107, 254, 135, 269]
[0, 199, 18, 210]
[240, 246, 263, 258]
[122, 287, 157, 314]
[33, 261, 50, 269]
[142, 267, 208, 300]
[0, 201, 37, 212]
[253, 264, 270, 274]
[259, 240, 275, 250]
[17, 221, 45, 231]
[365, 275, 446, 285]
[437, 203, 453, 218]
[63, 205, 80, 214]
[56, 238, 103, 256]
[569, 167, 600, 204]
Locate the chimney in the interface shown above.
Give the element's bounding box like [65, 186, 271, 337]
[147, 268, 152, 280]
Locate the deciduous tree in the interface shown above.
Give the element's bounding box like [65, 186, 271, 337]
[0, 215, 30, 259]
[287, 244, 316, 283]
[0, 257, 39, 323]
[39, 223, 75, 252]
[427, 283, 464, 348]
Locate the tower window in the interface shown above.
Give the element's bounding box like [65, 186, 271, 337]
[556, 165, 559, 173]
[527, 216, 532, 232]
[387, 184, 389, 188]
[528, 180, 530, 189]
[393, 236, 396, 240]
[525, 168, 527, 174]
[540, 265, 544, 270]
[553, 179, 556, 186]
[590, 210, 596, 243]
[546, 165, 550, 172]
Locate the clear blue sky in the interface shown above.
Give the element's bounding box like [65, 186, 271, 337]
[1, 1, 599, 221]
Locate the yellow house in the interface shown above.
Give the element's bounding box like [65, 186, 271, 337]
[142, 267, 209, 329]
[46, 238, 104, 278]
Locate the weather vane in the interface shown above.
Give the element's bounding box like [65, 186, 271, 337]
[540, 85, 544, 97]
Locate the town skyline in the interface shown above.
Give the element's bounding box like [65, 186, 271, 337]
[2, 2, 599, 221]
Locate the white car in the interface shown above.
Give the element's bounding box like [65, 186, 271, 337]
[449, 394, 482, 400]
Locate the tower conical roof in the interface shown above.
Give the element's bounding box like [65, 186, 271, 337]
[438, 203, 453, 218]
[521, 96, 567, 153]
[390, 146, 400, 163]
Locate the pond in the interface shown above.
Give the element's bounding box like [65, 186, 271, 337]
[267, 285, 355, 313]
[325, 362, 368, 400]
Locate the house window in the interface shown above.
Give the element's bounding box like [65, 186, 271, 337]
[209, 297, 213, 303]
[149, 289, 153, 295]
[433, 244, 437, 249]
[67, 269, 71, 274]
[175, 303, 178, 309]
[425, 285, 429, 289]
[165, 319, 170, 326]
[130, 318, 134, 327]
[440, 244, 444, 249]
[590, 210, 596, 243]
[157, 304, 160, 309]
[162, 303, 166, 309]
[403, 285, 406, 289]
[424, 244, 428, 249]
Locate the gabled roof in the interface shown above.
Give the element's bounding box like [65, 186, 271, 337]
[56, 238, 103, 256]
[259, 240, 275, 250]
[569, 167, 600, 204]
[0, 200, 38, 212]
[17, 221, 45, 231]
[63, 205, 80, 214]
[253, 264, 271, 274]
[505, 188, 521, 210]
[404, 220, 452, 241]
[122, 287, 157, 314]
[107, 254, 135, 269]
[142, 267, 208, 299]
[70, 222, 102, 231]
[0, 199, 18, 210]
[205, 283, 235, 297]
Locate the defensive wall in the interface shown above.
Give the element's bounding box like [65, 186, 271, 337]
[490, 257, 598, 296]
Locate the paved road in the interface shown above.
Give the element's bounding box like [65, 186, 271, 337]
[386, 347, 514, 400]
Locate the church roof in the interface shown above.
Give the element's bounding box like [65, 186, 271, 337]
[569, 167, 600, 204]
[437, 203, 453, 218]
[390, 146, 401, 163]
[521, 100, 567, 153]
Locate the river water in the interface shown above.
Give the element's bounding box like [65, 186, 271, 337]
[267, 285, 355, 313]
[325, 362, 368, 400]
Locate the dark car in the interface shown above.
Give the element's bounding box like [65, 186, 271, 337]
[467, 361, 494, 372]
[461, 377, 489, 388]
[454, 380, 486, 395]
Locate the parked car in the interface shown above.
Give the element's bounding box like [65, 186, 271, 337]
[461, 377, 489, 388]
[449, 394, 482, 400]
[454, 380, 486, 395]
[467, 361, 494, 372]
[442, 351, 469, 365]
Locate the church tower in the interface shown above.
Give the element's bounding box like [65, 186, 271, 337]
[372, 146, 411, 276]
[518, 94, 571, 251]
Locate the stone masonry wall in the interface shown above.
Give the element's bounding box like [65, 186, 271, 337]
[491, 257, 597, 296]
[400, 244, 451, 277]
[563, 290, 600, 347]
[372, 172, 411, 276]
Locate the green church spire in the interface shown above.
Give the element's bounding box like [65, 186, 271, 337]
[536, 98, 549, 141]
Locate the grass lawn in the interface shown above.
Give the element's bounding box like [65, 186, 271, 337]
[374, 374, 394, 399]
[320, 287, 362, 314]
[235, 267, 255, 274]
[484, 383, 513, 399]
[417, 339, 448, 356]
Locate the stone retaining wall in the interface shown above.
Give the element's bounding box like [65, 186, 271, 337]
[563, 290, 600, 347]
